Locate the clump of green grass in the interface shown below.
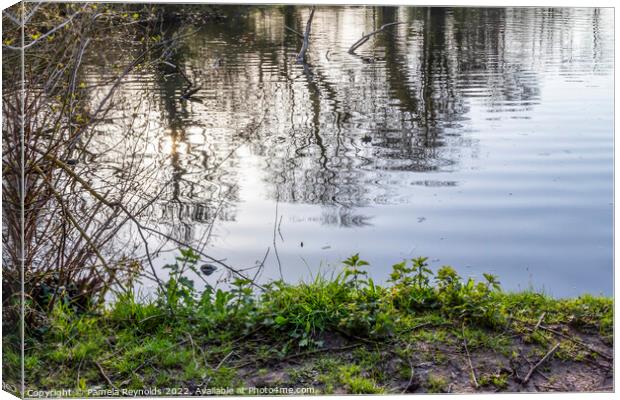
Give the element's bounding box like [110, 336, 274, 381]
[337, 365, 384, 394]
[426, 374, 448, 393]
[479, 371, 509, 389]
[261, 275, 349, 347]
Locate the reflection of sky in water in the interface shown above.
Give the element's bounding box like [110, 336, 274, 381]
[88, 6, 613, 297]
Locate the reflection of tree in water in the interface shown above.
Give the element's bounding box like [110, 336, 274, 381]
[372, 7, 466, 171]
[148, 24, 243, 243]
[259, 6, 556, 216]
[449, 8, 541, 112]
[109, 6, 605, 233]
[258, 6, 478, 222]
[149, 5, 552, 229]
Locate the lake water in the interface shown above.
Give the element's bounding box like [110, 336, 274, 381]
[90, 6, 613, 297]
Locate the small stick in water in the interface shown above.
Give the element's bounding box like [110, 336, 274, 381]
[348, 22, 405, 54]
[296, 7, 316, 64]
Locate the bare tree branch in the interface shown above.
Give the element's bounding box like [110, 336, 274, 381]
[24, 1, 43, 24]
[2, 10, 22, 26]
[285, 25, 304, 39]
[348, 22, 404, 54]
[3, 8, 84, 51]
[296, 7, 315, 64]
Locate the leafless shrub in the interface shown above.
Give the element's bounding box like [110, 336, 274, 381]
[2, 3, 179, 321]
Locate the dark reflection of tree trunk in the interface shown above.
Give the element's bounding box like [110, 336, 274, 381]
[380, 6, 420, 117]
[421, 7, 443, 147]
[282, 4, 299, 49]
[377, 7, 453, 167]
[302, 65, 337, 206]
[310, 65, 344, 156]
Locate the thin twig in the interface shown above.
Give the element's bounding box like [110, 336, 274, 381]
[4, 7, 85, 50]
[186, 333, 199, 369]
[2, 10, 21, 26]
[296, 7, 315, 64]
[33, 164, 127, 293]
[76, 358, 83, 389]
[29, 147, 264, 290]
[534, 312, 546, 331]
[277, 215, 284, 242]
[285, 25, 304, 39]
[348, 22, 404, 54]
[138, 224, 265, 290]
[94, 361, 118, 390]
[398, 321, 445, 335]
[160, 60, 193, 87]
[203, 350, 235, 386]
[215, 350, 235, 370]
[24, 1, 43, 24]
[536, 369, 550, 381]
[273, 194, 283, 280]
[251, 247, 270, 282]
[402, 357, 416, 394]
[529, 325, 612, 361]
[138, 314, 165, 325]
[540, 325, 612, 361]
[462, 324, 479, 389]
[522, 343, 560, 384]
[535, 383, 565, 391]
[229, 325, 265, 346]
[401, 343, 416, 394]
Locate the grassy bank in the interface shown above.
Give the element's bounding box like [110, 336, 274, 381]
[4, 253, 613, 395]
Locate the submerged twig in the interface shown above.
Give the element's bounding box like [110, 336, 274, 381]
[285, 25, 304, 39]
[277, 215, 284, 242]
[273, 194, 283, 280]
[252, 247, 270, 282]
[348, 22, 404, 54]
[160, 60, 200, 99]
[296, 7, 315, 64]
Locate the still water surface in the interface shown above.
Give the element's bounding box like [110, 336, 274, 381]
[92, 6, 613, 297]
